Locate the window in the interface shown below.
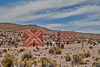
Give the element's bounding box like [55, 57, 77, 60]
[65, 34, 67, 38]
[61, 34, 63, 38]
[69, 33, 71, 38]
[73, 34, 75, 38]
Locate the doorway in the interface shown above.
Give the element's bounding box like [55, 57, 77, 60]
[33, 43, 35, 46]
[67, 41, 69, 45]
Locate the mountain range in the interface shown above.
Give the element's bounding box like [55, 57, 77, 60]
[0, 22, 100, 39]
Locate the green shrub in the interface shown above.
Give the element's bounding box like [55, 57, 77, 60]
[89, 46, 93, 49]
[65, 53, 71, 61]
[49, 47, 62, 54]
[2, 49, 7, 53]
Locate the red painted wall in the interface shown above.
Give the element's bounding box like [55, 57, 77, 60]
[58, 33, 76, 39]
[23, 30, 43, 46]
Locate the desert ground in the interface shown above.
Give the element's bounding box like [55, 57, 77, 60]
[0, 42, 100, 67]
[0, 30, 100, 67]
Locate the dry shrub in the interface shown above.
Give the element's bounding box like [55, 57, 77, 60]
[1, 54, 14, 67]
[98, 49, 100, 54]
[21, 51, 33, 61]
[72, 54, 87, 64]
[89, 46, 93, 49]
[2, 49, 7, 53]
[94, 57, 100, 61]
[49, 47, 62, 54]
[19, 51, 34, 67]
[39, 57, 59, 67]
[92, 62, 100, 67]
[65, 53, 71, 61]
[19, 48, 25, 53]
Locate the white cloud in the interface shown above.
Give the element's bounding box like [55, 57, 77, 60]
[0, 4, 100, 22]
[87, 13, 100, 21]
[46, 23, 66, 28]
[0, 0, 96, 22]
[76, 28, 100, 34]
[50, 5, 100, 19]
[69, 20, 100, 27]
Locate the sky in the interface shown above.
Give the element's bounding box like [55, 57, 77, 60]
[0, 0, 100, 34]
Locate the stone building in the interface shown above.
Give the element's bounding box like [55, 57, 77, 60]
[58, 31, 76, 44]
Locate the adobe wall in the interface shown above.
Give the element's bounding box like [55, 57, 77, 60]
[58, 31, 76, 44]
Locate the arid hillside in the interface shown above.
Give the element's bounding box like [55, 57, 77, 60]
[0, 22, 100, 39]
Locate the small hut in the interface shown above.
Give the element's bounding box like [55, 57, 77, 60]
[23, 30, 43, 46]
[58, 31, 76, 44]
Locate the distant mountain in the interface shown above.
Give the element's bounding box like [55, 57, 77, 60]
[0, 22, 58, 34]
[0, 22, 100, 39]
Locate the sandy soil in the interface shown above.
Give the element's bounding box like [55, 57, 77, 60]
[0, 43, 100, 67]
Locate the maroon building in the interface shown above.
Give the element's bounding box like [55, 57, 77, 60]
[58, 31, 76, 44]
[23, 30, 43, 46]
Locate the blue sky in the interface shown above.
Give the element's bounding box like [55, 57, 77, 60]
[0, 0, 100, 34]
